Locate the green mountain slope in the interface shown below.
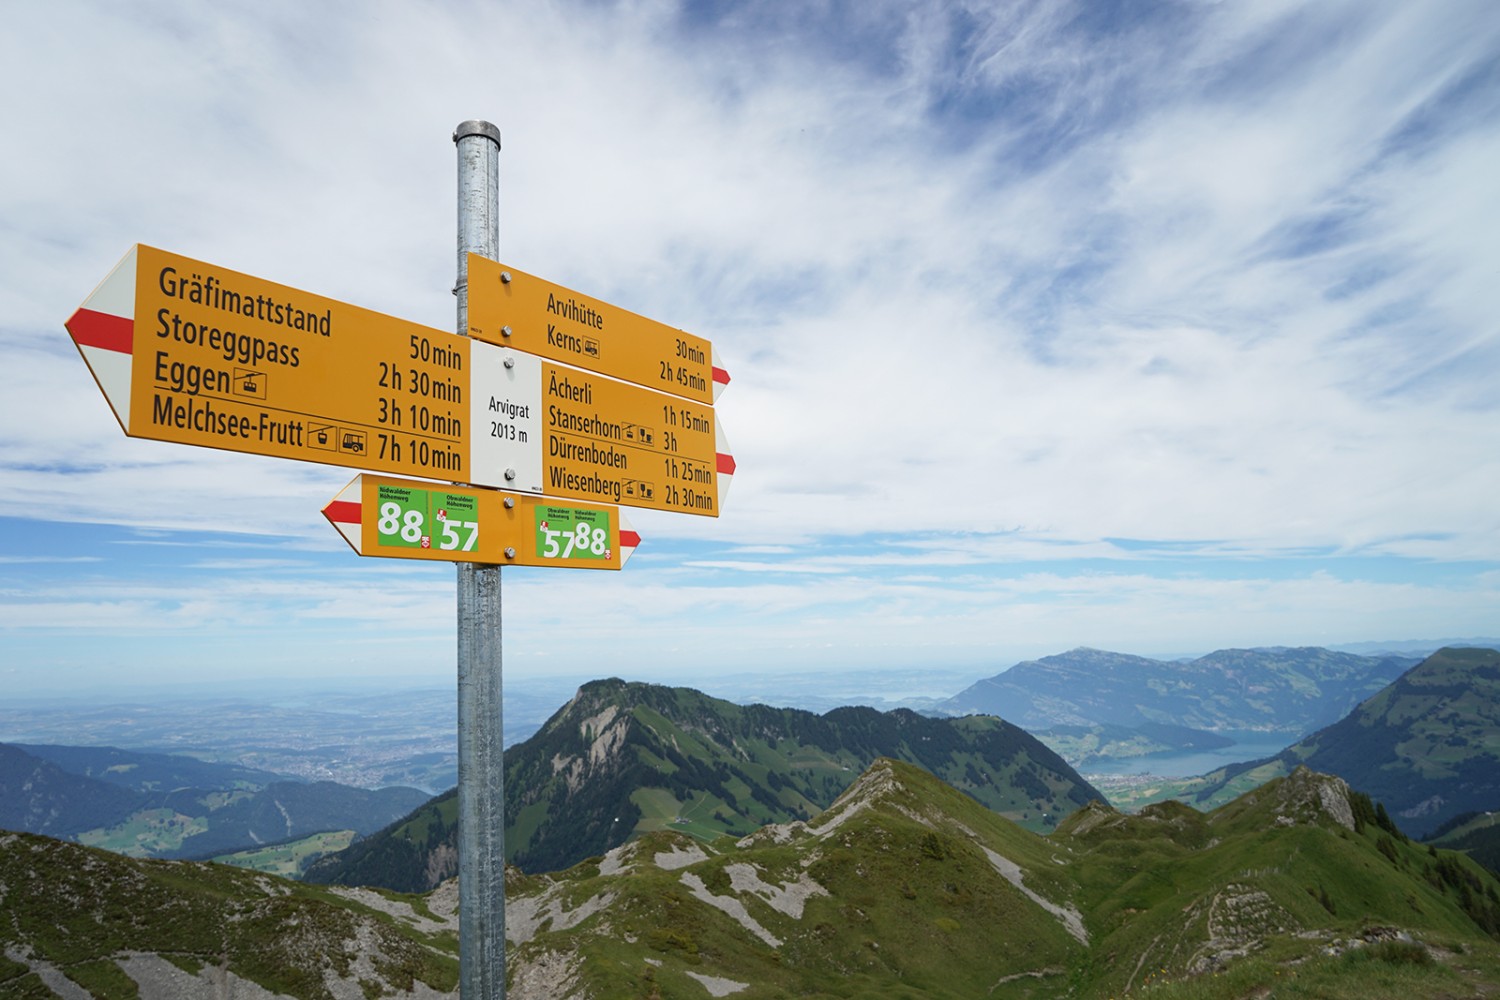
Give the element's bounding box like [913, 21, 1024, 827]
[503, 760, 1500, 998]
[1185, 647, 1500, 837]
[307, 679, 1103, 889]
[159, 780, 433, 859]
[1063, 769, 1500, 992]
[1428, 811, 1500, 876]
[7, 761, 1500, 998]
[0, 745, 146, 839]
[939, 645, 1416, 735]
[0, 829, 457, 998]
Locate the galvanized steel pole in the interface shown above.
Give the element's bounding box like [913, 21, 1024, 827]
[454, 118, 504, 999]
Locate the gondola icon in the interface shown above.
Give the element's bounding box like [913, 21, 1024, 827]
[233, 368, 267, 399]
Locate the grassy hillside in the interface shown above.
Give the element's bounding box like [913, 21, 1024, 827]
[7, 761, 1500, 998]
[1060, 769, 1500, 994]
[501, 760, 1500, 998]
[213, 829, 358, 877]
[1428, 810, 1500, 877]
[503, 761, 1088, 998]
[0, 829, 457, 998]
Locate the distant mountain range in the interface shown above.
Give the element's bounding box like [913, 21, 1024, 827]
[0, 743, 428, 860]
[936, 646, 1419, 740]
[306, 678, 1104, 889]
[13, 742, 289, 791]
[9, 642, 1499, 892]
[1178, 647, 1500, 838]
[6, 760, 1499, 998]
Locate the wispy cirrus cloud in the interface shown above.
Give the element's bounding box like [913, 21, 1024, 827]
[1, 0, 1496, 690]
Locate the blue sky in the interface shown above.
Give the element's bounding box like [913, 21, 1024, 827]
[2, 0, 1498, 698]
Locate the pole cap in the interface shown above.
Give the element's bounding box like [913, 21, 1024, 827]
[453, 120, 501, 147]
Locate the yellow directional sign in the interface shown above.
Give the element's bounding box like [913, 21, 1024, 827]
[67, 244, 472, 482]
[68, 246, 736, 517]
[322, 474, 640, 569]
[467, 254, 729, 405]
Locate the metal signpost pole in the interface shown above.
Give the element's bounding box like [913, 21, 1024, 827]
[454, 119, 505, 999]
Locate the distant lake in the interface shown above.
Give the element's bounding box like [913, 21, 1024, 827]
[1078, 736, 1290, 779]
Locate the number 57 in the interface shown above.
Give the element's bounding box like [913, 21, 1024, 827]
[440, 519, 478, 551]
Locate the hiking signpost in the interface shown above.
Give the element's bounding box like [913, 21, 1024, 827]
[65, 245, 735, 517]
[64, 119, 732, 999]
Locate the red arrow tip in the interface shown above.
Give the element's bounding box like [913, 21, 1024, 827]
[712, 366, 731, 386]
[323, 500, 361, 525]
[66, 308, 134, 354]
[716, 453, 736, 476]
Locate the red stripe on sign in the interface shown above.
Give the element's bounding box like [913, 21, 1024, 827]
[323, 500, 361, 525]
[716, 453, 736, 475]
[619, 530, 641, 549]
[712, 366, 730, 386]
[66, 308, 134, 355]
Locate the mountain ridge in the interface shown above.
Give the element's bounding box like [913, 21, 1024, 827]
[14, 742, 292, 791]
[307, 678, 1105, 889]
